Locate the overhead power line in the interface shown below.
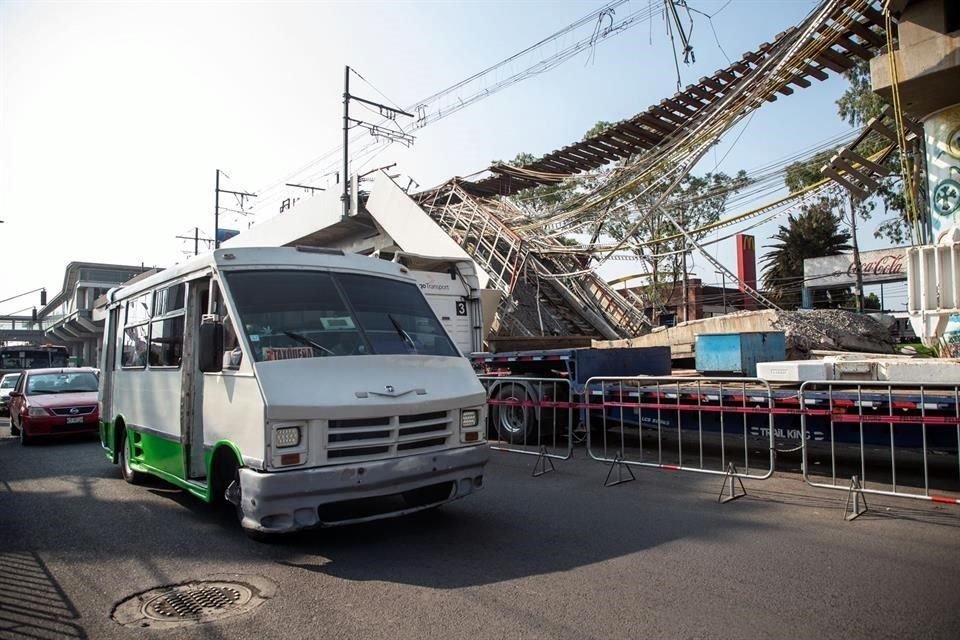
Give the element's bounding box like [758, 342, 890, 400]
[249, 0, 666, 217]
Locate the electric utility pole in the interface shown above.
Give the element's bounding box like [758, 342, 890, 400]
[341, 65, 415, 219]
[715, 270, 727, 314]
[175, 228, 214, 256]
[214, 169, 257, 249]
[679, 209, 689, 322]
[343, 66, 350, 220]
[848, 193, 865, 313]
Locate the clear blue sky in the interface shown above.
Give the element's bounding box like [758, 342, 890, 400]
[0, 0, 904, 312]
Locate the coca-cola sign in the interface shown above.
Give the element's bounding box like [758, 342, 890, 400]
[845, 253, 904, 278]
[804, 246, 909, 288]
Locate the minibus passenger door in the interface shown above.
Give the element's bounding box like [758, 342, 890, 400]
[181, 277, 208, 480]
[99, 307, 119, 442]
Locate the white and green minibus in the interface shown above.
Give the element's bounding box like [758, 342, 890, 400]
[98, 246, 489, 537]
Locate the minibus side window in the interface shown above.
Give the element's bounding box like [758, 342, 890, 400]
[222, 316, 241, 369]
[212, 282, 242, 370]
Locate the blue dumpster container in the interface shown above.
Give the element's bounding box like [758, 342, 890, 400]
[695, 332, 786, 377]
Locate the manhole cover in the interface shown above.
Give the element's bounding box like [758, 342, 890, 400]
[144, 583, 247, 620]
[112, 575, 275, 630]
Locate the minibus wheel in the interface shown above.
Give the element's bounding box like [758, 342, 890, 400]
[214, 454, 271, 542]
[119, 428, 144, 484]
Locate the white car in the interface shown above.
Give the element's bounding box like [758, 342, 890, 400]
[0, 372, 21, 417]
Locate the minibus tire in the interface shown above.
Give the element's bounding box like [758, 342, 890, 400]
[119, 429, 144, 484]
[214, 454, 272, 543]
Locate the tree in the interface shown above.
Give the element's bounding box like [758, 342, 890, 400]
[863, 292, 881, 311]
[836, 60, 887, 129]
[784, 146, 874, 311]
[493, 123, 615, 216]
[499, 121, 747, 322]
[567, 120, 748, 321]
[778, 59, 920, 314]
[760, 207, 851, 309]
[491, 152, 578, 217]
[583, 121, 613, 139]
[774, 149, 865, 310]
[835, 60, 917, 244]
[601, 170, 748, 320]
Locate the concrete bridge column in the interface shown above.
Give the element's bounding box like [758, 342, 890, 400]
[871, 0, 960, 240]
[925, 107, 960, 237]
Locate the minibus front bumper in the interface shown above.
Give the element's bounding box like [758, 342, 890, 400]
[237, 445, 489, 534]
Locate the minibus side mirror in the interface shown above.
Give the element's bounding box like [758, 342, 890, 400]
[199, 317, 223, 373]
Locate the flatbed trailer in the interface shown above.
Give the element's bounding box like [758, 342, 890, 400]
[472, 349, 960, 452]
[471, 346, 670, 446]
[589, 378, 960, 451]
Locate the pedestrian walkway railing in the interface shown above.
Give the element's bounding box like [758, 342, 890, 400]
[479, 376, 574, 476]
[477, 374, 960, 518]
[799, 380, 960, 519]
[583, 376, 776, 501]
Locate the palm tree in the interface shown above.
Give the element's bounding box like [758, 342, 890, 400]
[761, 205, 851, 309]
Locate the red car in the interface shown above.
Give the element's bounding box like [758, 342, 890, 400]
[8, 368, 100, 445]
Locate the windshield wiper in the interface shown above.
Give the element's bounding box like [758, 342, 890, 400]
[283, 331, 335, 356]
[387, 314, 417, 353]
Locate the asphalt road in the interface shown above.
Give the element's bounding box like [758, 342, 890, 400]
[1, 418, 959, 640]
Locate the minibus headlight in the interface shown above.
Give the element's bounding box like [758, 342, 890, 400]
[461, 409, 479, 429]
[275, 426, 301, 448]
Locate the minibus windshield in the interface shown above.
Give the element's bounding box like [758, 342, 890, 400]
[225, 270, 459, 362]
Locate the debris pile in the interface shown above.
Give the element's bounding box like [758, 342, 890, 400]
[772, 309, 896, 357]
[593, 309, 897, 360]
[496, 277, 570, 337]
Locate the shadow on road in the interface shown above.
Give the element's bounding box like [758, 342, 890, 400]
[0, 550, 87, 640]
[0, 439, 779, 592]
[135, 451, 775, 589]
[2, 437, 958, 597]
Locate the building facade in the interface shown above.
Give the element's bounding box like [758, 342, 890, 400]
[39, 262, 149, 366]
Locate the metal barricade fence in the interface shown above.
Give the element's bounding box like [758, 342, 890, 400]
[479, 376, 574, 476]
[799, 380, 960, 519]
[584, 376, 776, 501]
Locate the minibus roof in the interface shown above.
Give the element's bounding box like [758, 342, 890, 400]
[107, 247, 413, 304]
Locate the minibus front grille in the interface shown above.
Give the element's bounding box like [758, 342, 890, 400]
[329, 417, 391, 429]
[397, 437, 447, 451]
[328, 445, 390, 460]
[328, 430, 391, 443]
[399, 411, 446, 424]
[324, 411, 454, 461]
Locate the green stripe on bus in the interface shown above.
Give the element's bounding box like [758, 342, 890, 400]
[102, 420, 245, 504]
[128, 429, 184, 479]
[99, 420, 115, 462]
